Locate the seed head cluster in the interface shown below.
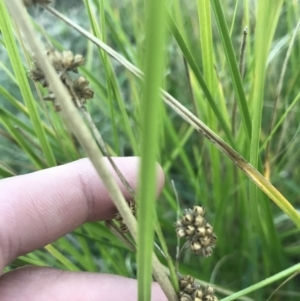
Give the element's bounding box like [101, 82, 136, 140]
[179, 275, 218, 301]
[114, 200, 136, 233]
[176, 206, 217, 257]
[30, 49, 93, 110]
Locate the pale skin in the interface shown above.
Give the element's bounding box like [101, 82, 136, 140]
[0, 157, 167, 301]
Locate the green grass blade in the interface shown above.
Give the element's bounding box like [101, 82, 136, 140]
[229, 0, 240, 37]
[154, 212, 179, 293]
[167, 12, 236, 149]
[162, 121, 195, 176]
[211, 0, 252, 141]
[83, 0, 138, 154]
[0, 108, 46, 169]
[220, 262, 300, 301]
[0, 161, 17, 177]
[260, 90, 300, 151]
[197, 0, 222, 206]
[75, 233, 98, 272]
[0, 85, 28, 115]
[247, 1, 284, 283]
[44, 244, 81, 271]
[0, 2, 56, 167]
[0, 81, 59, 140]
[83, 0, 121, 153]
[11, 256, 45, 268]
[137, 0, 166, 300]
[250, 0, 284, 170]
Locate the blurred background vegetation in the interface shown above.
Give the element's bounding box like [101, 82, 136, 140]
[1, 0, 300, 300]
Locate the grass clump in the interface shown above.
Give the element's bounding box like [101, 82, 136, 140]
[1, 1, 300, 300]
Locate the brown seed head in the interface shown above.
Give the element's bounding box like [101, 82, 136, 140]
[114, 201, 136, 233]
[178, 274, 218, 301]
[73, 76, 94, 101]
[176, 205, 217, 256]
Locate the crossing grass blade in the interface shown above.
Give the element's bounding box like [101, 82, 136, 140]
[247, 0, 285, 284]
[220, 262, 300, 301]
[137, 0, 166, 300]
[197, 0, 222, 207]
[0, 1, 56, 168]
[210, 0, 252, 141]
[0, 161, 17, 177]
[167, 12, 236, 149]
[0, 108, 46, 169]
[44, 244, 81, 271]
[83, 0, 137, 154]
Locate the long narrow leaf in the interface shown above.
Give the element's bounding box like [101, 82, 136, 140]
[137, 1, 166, 300]
[211, 0, 252, 141]
[0, 2, 56, 167]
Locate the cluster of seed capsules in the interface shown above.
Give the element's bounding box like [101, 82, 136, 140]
[176, 206, 217, 257]
[114, 200, 136, 233]
[30, 49, 94, 110]
[179, 275, 218, 301]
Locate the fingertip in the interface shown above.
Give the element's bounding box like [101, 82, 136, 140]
[0, 267, 168, 301]
[0, 157, 166, 268]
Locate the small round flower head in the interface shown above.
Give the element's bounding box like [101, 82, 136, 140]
[179, 292, 193, 301]
[30, 66, 48, 87]
[61, 51, 85, 72]
[179, 275, 196, 300]
[175, 205, 217, 257]
[30, 48, 93, 110]
[178, 274, 218, 301]
[73, 76, 94, 102]
[114, 200, 136, 233]
[43, 49, 85, 73]
[179, 275, 194, 289]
